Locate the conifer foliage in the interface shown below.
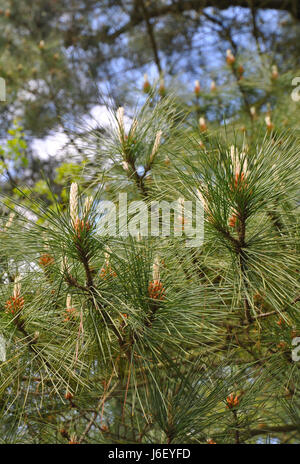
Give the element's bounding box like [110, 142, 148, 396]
[1, 4, 300, 443]
[1, 85, 300, 443]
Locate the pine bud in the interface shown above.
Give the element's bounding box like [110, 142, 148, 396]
[143, 74, 151, 93]
[226, 392, 239, 409]
[159, 79, 166, 97]
[164, 155, 170, 166]
[228, 211, 238, 228]
[276, 318, 286, 328]
[150, 130, 162, 163]
[148, 255, 165, 300]
[271, 64, 278, 80]
[64, 294, 77, 321]
[13, 275, 21, 299]
[194, 80, 201, 97]
[4, 212, 15, 230]
[68, 436, 79, 444]
[277, 341, 286, 350]
[199, 116, 207, 132]
[104, 249, 110, 266]
[130, 118, 138, 137]
[176, 197, 186, 229]
[265, 115, 274, 131]
[39, 253, 54, 268]
[210, 80, 216, 92]
[226, 49, 235, 65]
[84, 196, 93, 216]
[69, 182, 79, 225]
[66, 294, 72, 310]
[148, 280, 165, 300]
[230, 145, 240, 174]
[100, 247, 116, 279]
[122, 160, 129, 172]
[237, 64, 244, 78]
[152, 255, 161, 281]
[6, 275, 25, 315]
[65, 391, 73, 400]
[250, 106, 256, 118]
[74, 218, 90, 238]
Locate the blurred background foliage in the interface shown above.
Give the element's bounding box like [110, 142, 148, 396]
[0, 0, 300, 199]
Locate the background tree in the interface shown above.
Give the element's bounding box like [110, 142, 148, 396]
[0, 0, 299, 198]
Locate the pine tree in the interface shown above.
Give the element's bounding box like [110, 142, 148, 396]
[1, 72, 300, 443]
[1, 0, 300, 445]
